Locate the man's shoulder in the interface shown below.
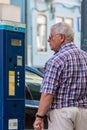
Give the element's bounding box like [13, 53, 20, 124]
[80, 49, 87, 55]
[45, 53, 65, 68]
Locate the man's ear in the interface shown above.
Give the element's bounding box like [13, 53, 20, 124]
[60, 34, 65, 43]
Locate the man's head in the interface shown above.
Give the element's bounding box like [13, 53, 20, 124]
[48, 22, 74, 52]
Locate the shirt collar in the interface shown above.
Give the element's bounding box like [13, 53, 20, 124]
[54, 42, 74, 55]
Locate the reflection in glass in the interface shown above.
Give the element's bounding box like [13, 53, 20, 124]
[25, 70, 42, 100]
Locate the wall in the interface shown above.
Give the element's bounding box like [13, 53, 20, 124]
[10, 0, 81, 67]
[30, 0, 81, 67]
[10, 0, 25, 23]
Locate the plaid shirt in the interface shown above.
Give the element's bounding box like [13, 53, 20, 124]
[40, 42, 87, 109]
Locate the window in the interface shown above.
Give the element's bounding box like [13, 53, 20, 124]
[37, 14, 47, 52]
[65, 18, 73, 27]
[55, 16, 63, 23]
[55, 16, 73, 27]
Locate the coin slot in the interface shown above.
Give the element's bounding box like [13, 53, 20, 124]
[13, 104, 17, 108]
[14, 64, 17, 68]
[9, 57, 12, 63]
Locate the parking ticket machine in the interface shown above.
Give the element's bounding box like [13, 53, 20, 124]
[0, 20, 25, 130]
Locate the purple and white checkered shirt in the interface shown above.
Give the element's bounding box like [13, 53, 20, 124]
[40, 42, 87, 109]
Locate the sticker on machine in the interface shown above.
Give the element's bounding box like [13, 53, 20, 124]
[9, 71, 15, 96]
[8, 119, 18, 129]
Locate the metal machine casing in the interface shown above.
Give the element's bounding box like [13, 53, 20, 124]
[0, 20, 25, 130]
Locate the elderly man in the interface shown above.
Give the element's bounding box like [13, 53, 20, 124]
[33, 22, 87, 130]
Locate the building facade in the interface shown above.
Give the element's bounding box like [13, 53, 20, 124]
[10, 0, 81, 68]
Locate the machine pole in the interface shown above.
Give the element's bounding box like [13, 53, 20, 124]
[81, 0, 87, 51]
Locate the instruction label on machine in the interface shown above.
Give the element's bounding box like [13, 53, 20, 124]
[9, 71, 15, 96]
[8, 119, 18, 129]
[17, 56, 22, 66]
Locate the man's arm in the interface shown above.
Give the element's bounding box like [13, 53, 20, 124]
[37, 93, 53, 116]
[33, 93, 53, 130]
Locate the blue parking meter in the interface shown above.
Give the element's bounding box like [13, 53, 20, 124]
[0, 20, 25, 130]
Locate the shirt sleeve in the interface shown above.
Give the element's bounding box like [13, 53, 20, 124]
[40, 58, 64, 94]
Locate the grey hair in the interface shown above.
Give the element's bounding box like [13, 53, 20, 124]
[51, 22, 74, 42]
